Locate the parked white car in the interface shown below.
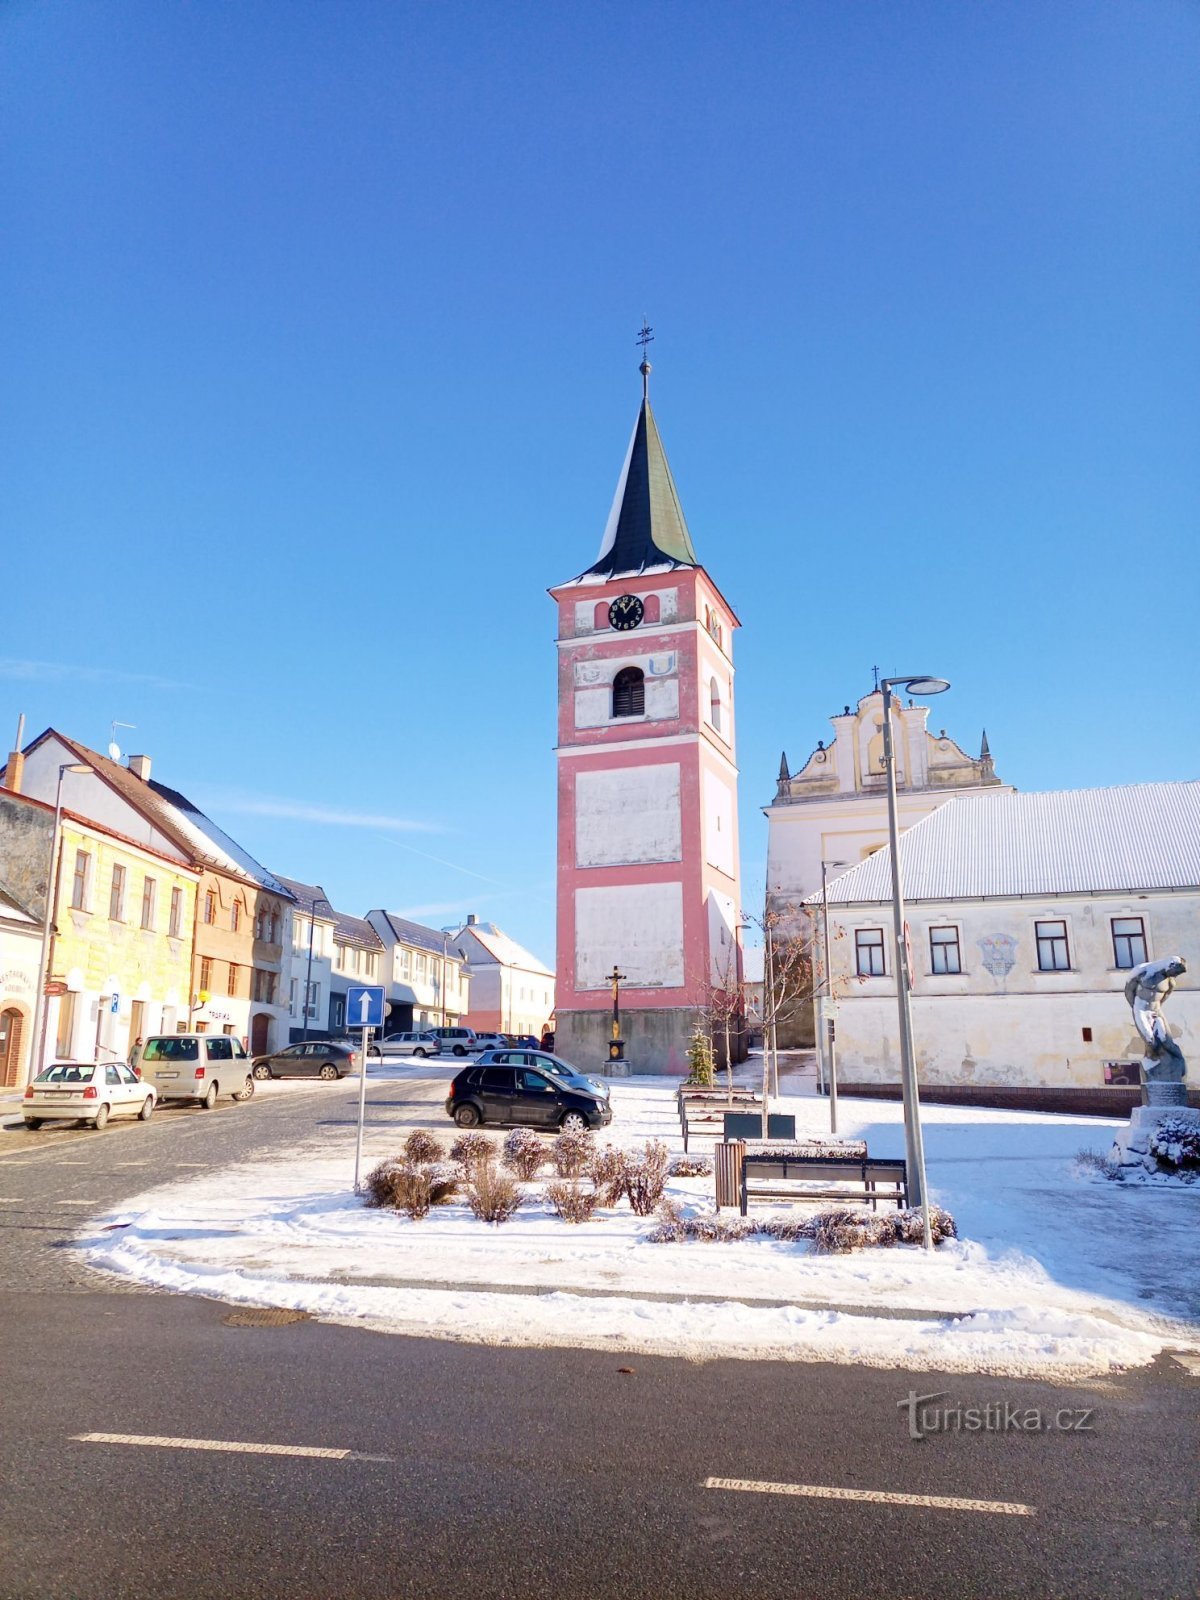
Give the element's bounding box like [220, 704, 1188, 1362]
[367, 1031, 442, 1059]
[23, 1061, 157, 1130]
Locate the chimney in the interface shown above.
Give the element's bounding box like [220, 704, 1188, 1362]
[466, 913, 477, 926]
[128, 754, 152, 782]
[4, 714, 25, 793]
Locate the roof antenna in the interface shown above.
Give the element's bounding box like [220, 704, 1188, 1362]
[637, 317, 654, 401]
[109, 720, 135, 763]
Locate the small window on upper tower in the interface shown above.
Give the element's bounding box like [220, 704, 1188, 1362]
[642, 594, 661, 624]
[612, 667, 645, 718]
[709, 676, 722, 732]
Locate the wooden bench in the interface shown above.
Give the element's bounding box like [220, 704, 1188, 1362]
[678, 1090, 763, 1152]
[738, 1147, 907, 1216]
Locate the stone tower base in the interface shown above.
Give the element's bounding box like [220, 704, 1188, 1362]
[556, 1008, 706, 1076]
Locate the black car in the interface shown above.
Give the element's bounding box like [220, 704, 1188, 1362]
[445, 1062, 612, 1132]
[252, 1040, 357, 1081]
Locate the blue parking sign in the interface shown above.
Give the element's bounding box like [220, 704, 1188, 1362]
[347, 985, 385, 1030]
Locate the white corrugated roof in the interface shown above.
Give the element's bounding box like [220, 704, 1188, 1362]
[815, 781, 1200, 904]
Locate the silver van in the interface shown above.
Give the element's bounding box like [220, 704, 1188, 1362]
[134, 1034, 255, 1108]
[426, 1026, 481, 1057]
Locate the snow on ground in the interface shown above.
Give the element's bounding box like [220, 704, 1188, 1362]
[75, 1065, 1200, 1377]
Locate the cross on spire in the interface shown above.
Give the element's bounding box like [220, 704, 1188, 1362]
[637, 318, 654, 400]
[872, 664, 880, 691]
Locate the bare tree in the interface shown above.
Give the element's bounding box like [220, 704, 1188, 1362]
[705, 943, 744, 1093]
[746, 905, 815, 1133]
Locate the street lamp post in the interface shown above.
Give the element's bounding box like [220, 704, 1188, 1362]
[819, 858, 848, 1134]
[30, 762, 91, 1083]
[880, 674, 950, 1251]
[301, 894, 333, 1042]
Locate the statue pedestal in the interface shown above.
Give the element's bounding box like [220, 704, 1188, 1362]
[605, 1057, 632, 1078]
[1112, 1102, 1200, 1168]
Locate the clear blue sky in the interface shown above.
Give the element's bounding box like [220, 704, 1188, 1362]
[3, 1, 1197, 965]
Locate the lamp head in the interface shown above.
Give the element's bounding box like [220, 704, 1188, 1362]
[884, 675, 950, 697]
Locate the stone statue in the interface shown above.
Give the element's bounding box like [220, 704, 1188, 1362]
[1124, 956, 1187, 1096]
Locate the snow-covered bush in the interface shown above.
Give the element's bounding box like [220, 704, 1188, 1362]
[362, 1158, 458, 1219]
[545, 1179, 598, 1223]
[467, 1163, 522, 1224]
[684, 1026, 715, 1087]
[451, 1131, 496, 1173]
[404, 1128, 444, 1165]
[1075, 1147, 1120, 1180]
[588, 1144, 630, 1206]
[502, 1127, 546, 1181]
[1149, 1117, 1200, 1171]
[647, 1201, 957, 1249]
[623, 1140, 669, 1216]
[667, 1154, 713, 1178]
[552, 1124, 594, 1177]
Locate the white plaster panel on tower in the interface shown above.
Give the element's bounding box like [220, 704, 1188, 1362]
[574, 688, 611, 729]
[707, 890, 738, 984]
[658, 588, 679, 621]
[703, 771, 735, 876]
[644, 679, 679, 720]
[575, 765, 682, 867]
[575, 882, 684, 989]
[573, 600, 595, 634]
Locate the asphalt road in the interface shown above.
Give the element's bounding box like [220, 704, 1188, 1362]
[0, 1075, 1197, 1599]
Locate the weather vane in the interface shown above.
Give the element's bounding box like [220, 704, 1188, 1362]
[637, 318, 654, 399]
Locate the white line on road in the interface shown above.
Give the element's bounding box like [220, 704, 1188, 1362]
[704, 1477, 1034, 1517]
[73, 1432, 356, 1460]
[54, 1200, 100, 1206]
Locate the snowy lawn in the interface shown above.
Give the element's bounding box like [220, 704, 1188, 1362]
[76, 1072, 1200, 1377]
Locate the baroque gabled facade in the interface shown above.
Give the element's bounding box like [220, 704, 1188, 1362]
[550, 361, 744, 1074]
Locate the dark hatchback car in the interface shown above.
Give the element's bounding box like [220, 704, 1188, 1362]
[446, 1062, 612, 1132]
[252, 1040, 357, 1081]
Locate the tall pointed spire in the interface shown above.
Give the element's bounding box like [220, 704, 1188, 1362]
[980, 729, 991, 760]
[578, 339, 699, 582]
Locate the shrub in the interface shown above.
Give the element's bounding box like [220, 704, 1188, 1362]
[363, 1157, 404, 1209]
[892, 1204, 958, 1246]
[467, 1163, 523, 1224]
[1075, 1146, 1120, 1181]
[647, 1202, 755, 1243]
[503, 1127, 546, 1181]
[404, 1128, 444, 1165]
[1149, 1117, 1200, 1171]
[684, 1026, 715, 1087]
[545, 1179, 599, 1223]
[624, 1140, 669, 1216]
[451, 1131, 497, 1173]
[588, 1144, 630, 1206]
[646, 1203, 957, 1249]
[667, 1154, 713, 1178]
[362, 1158, 459, 1219]
[553, 1124, 594, 1177]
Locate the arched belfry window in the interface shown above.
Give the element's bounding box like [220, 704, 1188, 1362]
[710, 676, 722, 732]
[612, 667, 645, 719]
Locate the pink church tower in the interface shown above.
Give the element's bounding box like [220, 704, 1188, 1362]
[550, 354, 744, 1074]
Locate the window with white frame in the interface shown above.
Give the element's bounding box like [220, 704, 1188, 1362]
[169, 886, 183, 938]
[855, 928, 885, 977]
[1111, 917, 1147, 969]
[305, 980, 320, 1019]
[71, 850, 92, 911]
[109, 864, 126, 922]
[1035, 919, 1070, 971]
[929, 926, 961, 975]
[141, 877, 157, 930]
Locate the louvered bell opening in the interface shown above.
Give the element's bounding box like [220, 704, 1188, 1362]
[612, 667, 645, 718]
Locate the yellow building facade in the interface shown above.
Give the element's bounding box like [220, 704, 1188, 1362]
[47, 816, 198, 1066]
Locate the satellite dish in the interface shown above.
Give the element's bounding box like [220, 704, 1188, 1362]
[108, 742, 122, 762]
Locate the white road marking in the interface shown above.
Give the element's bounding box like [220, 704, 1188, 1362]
[73, 1432, 353, 1460]
[54, 1200, 100, 1206]
[704, 1477, 1034, 1517]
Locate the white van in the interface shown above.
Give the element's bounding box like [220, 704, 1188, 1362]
[134, 1034, 255, 1108]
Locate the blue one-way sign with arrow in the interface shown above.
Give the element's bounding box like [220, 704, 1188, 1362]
[347, 985, 385, 1030]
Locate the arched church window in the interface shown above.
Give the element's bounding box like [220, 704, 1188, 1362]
[710, 676, 722, 732]
[612, 667, 645, 718]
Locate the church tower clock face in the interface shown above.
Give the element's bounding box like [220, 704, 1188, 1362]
[608, 594, 644, 631]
